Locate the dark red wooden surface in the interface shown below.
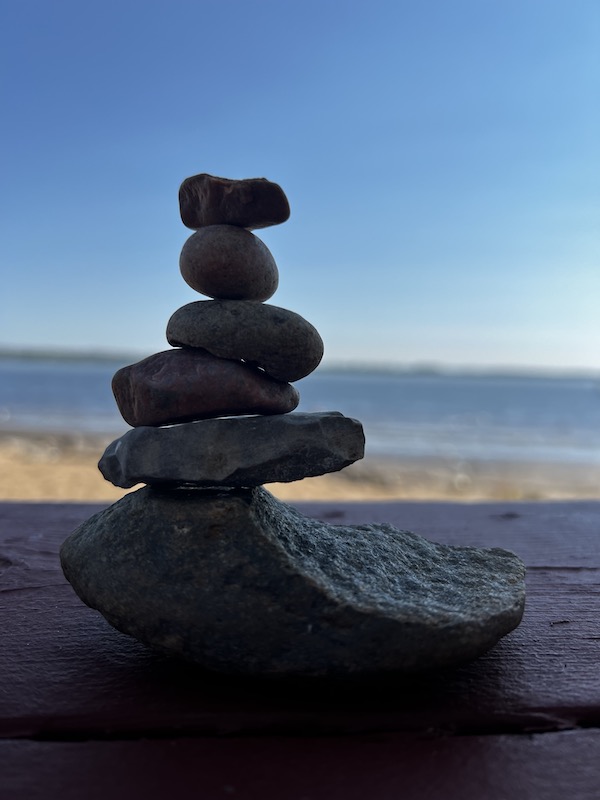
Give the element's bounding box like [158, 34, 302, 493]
[2, 500, 600, 799]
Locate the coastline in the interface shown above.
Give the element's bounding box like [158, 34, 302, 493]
[2, 429, 600, 503]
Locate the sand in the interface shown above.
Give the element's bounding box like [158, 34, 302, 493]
[2, 429, 599, 503]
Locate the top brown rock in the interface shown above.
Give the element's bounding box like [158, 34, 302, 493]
[179, 174, 290, 230]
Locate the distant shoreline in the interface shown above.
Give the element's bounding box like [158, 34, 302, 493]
[1, 346, 599, 381]
[2, 428, 600, 503]
[0, 347, 146, 365]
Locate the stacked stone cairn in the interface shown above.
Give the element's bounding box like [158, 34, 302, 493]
[98, 174, 363, 490]
[60, 173, 526, 678]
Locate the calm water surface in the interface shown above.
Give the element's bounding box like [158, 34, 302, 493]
[1, 357, 600, 464]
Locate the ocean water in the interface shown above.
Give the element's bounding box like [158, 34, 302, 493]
[1, 356, 600, 465]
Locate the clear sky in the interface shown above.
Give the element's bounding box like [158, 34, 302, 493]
[1, 0, 598, 371]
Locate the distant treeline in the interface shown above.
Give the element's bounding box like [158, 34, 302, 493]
[0, 347, 147, 364]
[0, 346, 597, 381]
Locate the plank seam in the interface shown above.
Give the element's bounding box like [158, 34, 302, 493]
[3, 716, 600, 743]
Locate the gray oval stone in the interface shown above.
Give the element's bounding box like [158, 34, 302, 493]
[179, 173, 290, 230]
[60, 485, 526, 677]
[98, 412, 365, 489]
[112, 349, 299, 427]
[179, 225, 278, 301]
[167, 301, 324, 382]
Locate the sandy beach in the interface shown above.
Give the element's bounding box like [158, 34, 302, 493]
[2, 429, 600, 503]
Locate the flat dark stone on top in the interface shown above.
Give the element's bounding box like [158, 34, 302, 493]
[180, 225, 278, 301]
[167, 300, 324, 382]
[98, 411, 365, 489]
[112, 348, 299, 427]
[179, 173, 290, 230]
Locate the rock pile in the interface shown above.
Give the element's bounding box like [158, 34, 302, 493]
[61, 172, 526, 677]
[100, 173, 364, 488]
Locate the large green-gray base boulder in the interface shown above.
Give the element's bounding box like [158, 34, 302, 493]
[60, 486, 525, 677]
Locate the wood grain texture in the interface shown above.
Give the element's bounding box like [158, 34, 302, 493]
[1, 500, 600, 798]
[3, 731, 600, 800]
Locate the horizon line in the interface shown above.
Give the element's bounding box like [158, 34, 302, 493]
[0, 344, 599, 381]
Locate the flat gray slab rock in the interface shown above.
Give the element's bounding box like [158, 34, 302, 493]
[99, 412, 365, 489]
[60, 486, 526, 677]
[167, 300, 324, 382]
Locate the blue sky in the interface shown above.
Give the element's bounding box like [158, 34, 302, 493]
[1, 0, 598, 370]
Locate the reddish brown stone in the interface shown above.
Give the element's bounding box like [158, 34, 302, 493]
[179, 173, 290, 230]
[179, 225, 278, 301]
[112, 349, 299, 427]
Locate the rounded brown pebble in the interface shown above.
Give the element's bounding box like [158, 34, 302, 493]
[179, 225, 278, 300]
[112, 349, 299, 427]
[167, 300, 324, 382]
[179, 173, 290, 230]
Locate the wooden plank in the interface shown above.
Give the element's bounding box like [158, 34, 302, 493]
[1, 501, 600, 739]
[3, 498, 600, 564]
[297, 499, 600, 567]
[3, 730, 600, 800]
